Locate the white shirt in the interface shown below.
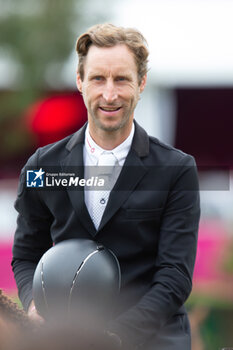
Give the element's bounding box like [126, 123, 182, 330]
[83, 123, 135, 228]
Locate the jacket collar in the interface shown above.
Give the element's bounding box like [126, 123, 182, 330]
[66, 120, 149, 158]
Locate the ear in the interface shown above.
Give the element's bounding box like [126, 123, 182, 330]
[76, 73, 83, 93]
[139, 74, 147, 93]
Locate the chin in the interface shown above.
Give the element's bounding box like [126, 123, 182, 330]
[95, 117, 130, 133]
[99, 123, 122, 132]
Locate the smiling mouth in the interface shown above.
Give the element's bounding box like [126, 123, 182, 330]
[99, 106, 121, 112]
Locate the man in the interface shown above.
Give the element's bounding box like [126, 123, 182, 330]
[12, 23, 200, 349]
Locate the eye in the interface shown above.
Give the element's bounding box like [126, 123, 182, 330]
[93, 76, 103, 81]
[116, 77, 126, 81]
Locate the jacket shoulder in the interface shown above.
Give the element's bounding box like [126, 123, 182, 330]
[148, 135, 196, 165]
[24, 134, 74, 167]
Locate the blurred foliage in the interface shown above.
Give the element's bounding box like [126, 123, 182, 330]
[200, 309, 233, 350]
[0, 0, 91, 162]
[223, 241, 233, 273]
[187, 293, 233, 310]
[0, 0, 84, 90]
[187, 297, 233, 350]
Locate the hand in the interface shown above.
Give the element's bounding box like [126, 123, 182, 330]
[27, 301, 44, 324]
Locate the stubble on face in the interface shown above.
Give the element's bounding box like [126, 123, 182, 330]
[87, 92, 140, 133]
[77, 44, 145, 143]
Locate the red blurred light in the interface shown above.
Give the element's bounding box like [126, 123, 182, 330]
[25, 92, 87, 146]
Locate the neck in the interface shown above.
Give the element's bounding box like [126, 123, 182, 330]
[88, 122, 133, 150]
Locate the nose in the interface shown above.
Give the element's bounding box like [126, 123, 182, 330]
[102, 80, 118, 103]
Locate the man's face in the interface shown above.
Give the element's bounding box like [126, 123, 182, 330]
[76, 44, 146, 133]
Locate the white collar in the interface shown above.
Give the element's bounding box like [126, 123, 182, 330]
[84, 123, 135, 165]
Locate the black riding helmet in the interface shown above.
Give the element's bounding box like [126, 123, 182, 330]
[33, 239, 121, 326]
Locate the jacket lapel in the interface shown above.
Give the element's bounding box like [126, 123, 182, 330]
[60, 124, 97, 237]
[98, 149, 148, 231]
[98, 121, 150, 232]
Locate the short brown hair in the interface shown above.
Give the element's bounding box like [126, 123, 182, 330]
[76, 23, 149, 84]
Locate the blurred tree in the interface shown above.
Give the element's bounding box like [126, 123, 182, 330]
[0, 0, 111, 164]
[0, 0, 87, 162]
[0, 0, 84, 90]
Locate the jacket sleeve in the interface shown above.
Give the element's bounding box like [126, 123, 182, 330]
[108, 155, 200, 348]
[12, 149, 53, 310]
